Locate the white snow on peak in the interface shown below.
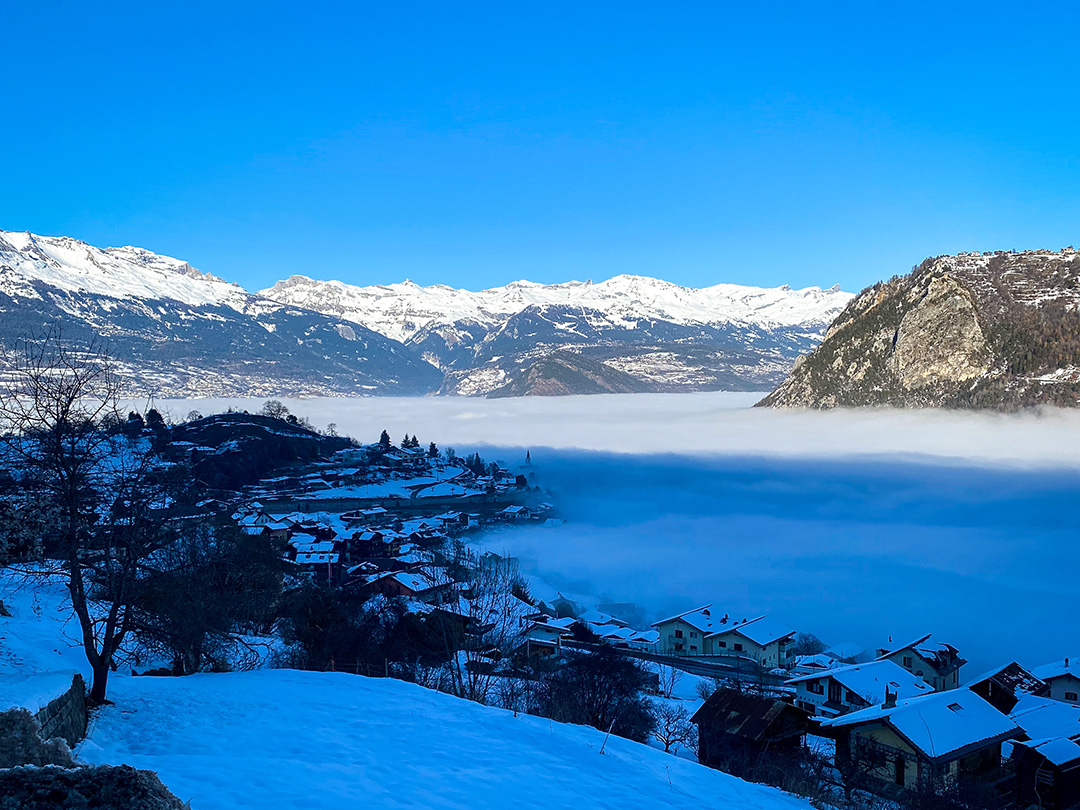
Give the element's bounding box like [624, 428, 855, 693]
[0, 230, 249, 310]
[261, 272, 854, 344]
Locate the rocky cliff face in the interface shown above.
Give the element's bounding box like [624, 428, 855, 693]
[758, 249, 1080, 410]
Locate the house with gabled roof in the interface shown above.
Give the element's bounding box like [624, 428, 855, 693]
[705, 615, 796, 670]
[1033, 658, 1080, 706]
[787, 660, 933, 718]
[824, 688, 1022, 795]
[651, 604, 719, 656]
[691, 688, 811, 772]
[964, 661, 1049, 714]
[876, 634, 967, 692]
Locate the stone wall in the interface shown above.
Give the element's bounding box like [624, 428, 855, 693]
[35, 673, 88, 748]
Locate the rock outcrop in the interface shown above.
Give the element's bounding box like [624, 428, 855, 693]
[0, 765, 188, 810]
[758, 249, 1080, 410]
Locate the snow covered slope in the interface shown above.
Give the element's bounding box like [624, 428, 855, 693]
[262, 275, 853, 395]
[2, 568, 810, 810]
[79, 669, 813, 810]
[0, 231, 442, 397]
[262, 274, 851, 342]
[0, 228, 852, 397]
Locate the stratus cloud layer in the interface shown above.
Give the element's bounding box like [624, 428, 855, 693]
[158, 392, 1080, 469]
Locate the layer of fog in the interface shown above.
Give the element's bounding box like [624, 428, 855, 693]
[157, 392, 1080, 469]
[157, 393, 1080, 672]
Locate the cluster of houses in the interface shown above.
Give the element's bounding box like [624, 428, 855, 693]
[520, 601, 660, 658]
[682, 621, 1080, 809]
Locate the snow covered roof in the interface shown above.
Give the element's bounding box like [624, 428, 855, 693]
[651, 604, 719, 635]
[795, 654, 837, 671]
[1009, 694, 1080, 741]
[294, 552, 339, 564]
[579, 609, 627, 628]
[708, 615, 795, 646]
[963, 661, 1047, 697]
[824, 689, 1021, 762]
[1014, 737, 1080, 766]
[877, 634, 966, 673]
[788, 660, 933, 703]
[1032, 657, 1080, 683]
[825, 642, 865, 661]
[292, 541, 336, 554]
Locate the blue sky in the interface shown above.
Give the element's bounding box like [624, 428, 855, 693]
[2, 2, 1077, 293]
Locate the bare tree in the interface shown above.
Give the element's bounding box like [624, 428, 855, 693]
[0, 331, 189, 703]
[260, 399, 290, 420]
[651, 702, 696, 754]
[656, 663, 683, 699]
[428, 546, 529, 704]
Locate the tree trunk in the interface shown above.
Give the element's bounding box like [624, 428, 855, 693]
[89, 661, 110, 705]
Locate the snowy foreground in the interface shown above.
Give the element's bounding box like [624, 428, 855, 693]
[78, 670, 810, 810]
[2, 571, 808, 810]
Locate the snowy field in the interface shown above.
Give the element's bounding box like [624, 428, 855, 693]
[76, 670, 811, 810]
[157, 393, 1080, 673]
[0, 573, 806, 810]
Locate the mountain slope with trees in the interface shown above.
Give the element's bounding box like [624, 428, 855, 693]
[758, 248, 1080, 410]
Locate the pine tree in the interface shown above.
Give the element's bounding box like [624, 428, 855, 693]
[379, 429, 391, 448]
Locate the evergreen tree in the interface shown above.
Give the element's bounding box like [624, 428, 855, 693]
[428, 441, 438, 458]
[379, 429, 391, 448]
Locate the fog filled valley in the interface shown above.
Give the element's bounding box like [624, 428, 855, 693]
[156, 392, 1080, 675]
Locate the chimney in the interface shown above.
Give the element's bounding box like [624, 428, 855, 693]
[883, 687, 897, 709]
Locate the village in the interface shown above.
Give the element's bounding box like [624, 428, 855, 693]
[1, 402, 1078, 810]
[222, 415, 1080, 810]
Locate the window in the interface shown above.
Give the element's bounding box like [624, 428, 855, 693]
[690, 645, 698, 652]
[734, 643, 744, 652]
[902, 656, 913, 668]
[718, 640, 727, 648]
[690, 631, 697, 638]
[846, 691, 859, 705]
[675, 629, 683, 639]
[808, 680, 824, 695]
[1065, 691, 1079, 702]
[828, 681, 842, 703]
[947, 703, 963, 712]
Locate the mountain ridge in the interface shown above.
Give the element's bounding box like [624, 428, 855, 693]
[0, 229, 853, 398]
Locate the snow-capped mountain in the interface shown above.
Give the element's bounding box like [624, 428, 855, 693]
[0, 231, 442, 397]
[261, 275, 853, 395]
[0, 229, 852, 397]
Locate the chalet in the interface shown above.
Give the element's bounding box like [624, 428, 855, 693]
[692, 688, 811, 772]
[499, 505, 532, 521]
[433, 511, 469, 532]
[964, 661, 1048, 713]
[651, 605, 719, 656]
[824, 689, 1021, 796]
[292, 551, 340, 584]
[787, 660, 933, 718]
[792, 654, 838, 677]
[1012, 737, 1080, 810]
[348, 529, 403, 560]
[341, 507, 389, 526]
[518, 619, 572, 659]
[876, 634, 966, 692]
[705, 615, 796, 670]
[359, 571, 455, 606]
[1033, 658, 1080, 706]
